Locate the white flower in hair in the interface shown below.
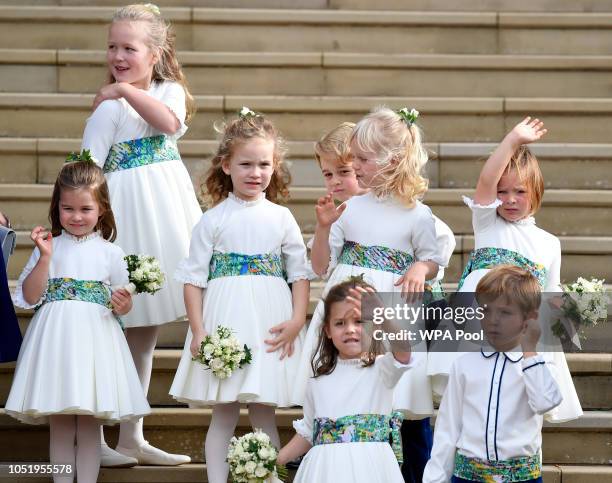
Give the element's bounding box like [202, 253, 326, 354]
[143, 3, 161, 15]
[239, 106, 258, 118]
[397, 107, 419, 126]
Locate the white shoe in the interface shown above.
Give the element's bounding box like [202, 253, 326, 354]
[115, 441, 191, 466]
[100, 443, 138, 468]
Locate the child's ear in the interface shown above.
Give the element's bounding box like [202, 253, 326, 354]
[526, 309, 539, 322]
[323, 325, 332, 339]
[221, 158, 231, 175]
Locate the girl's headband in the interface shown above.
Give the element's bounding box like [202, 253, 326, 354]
[65, 149, 98, 165]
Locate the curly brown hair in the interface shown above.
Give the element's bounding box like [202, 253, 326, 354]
[49, 161, 117, 242]
[312, 276, 383, 377]
[202, 114, 291, 207]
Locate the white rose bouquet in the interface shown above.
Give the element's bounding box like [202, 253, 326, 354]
[124, 254, 165, 295]
[227, 429, 287, 483]
[193, 326, 252, 379]
[552, 277, 609, 343]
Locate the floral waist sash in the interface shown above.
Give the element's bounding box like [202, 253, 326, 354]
[339, 241, 415, 276]
[103, 134, 180, 174]
[208, 251, 285, 281]
[39, 277, 113, 310]
[457, 247, 547, 291]
[454, 452, 541, 482]
[313, 412, 403, 464]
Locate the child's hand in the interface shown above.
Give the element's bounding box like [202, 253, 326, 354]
[93, 83, 126, 111]
[111, 288, 132, 316]
[315, 194, 346, 228]
[265, 318, 304, 360]
[30, 226, 53, 259]
[508, 117, 547, 146]
[190, 328, 208, 358]
[345, 286, 377, 321]
[521, 317, 541, 356]
[395, 264, 427, 304]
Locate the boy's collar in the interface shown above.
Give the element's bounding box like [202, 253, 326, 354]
[480, 346, 524, 363]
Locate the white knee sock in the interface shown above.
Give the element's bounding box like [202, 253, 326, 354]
[248, 403, 280, 449]
[75, 416, 100, 483]
[205, 402, 240, 483]
[49, 415, 76, 483]
[117, 325, 160, 449]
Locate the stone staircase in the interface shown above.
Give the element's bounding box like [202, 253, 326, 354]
[0, 1, 611, 482]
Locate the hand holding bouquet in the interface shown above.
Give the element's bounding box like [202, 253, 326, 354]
[192, 325, 252, 379]
[227, 429, 287, 483]
[124, 254, 165, 295]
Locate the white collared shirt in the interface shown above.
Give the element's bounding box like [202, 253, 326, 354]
[423, 349, 563, 483]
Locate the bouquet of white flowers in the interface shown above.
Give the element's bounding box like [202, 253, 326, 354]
[552, 277, 609, 343]
[227, 429, 287, 483]
[193, 326, 252, 379]
[124, 254, 165, 295]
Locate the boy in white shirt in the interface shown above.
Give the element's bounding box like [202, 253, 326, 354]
[423, 264, 563, 483]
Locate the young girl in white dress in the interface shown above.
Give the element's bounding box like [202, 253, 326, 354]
[6, 160, 150, 483]
[169, 110, 311, 483]
[80, 4, 201, 466]
[298, 106, 452, 481]
[428, 117, 582, 422]
[278, 277, 412, 483]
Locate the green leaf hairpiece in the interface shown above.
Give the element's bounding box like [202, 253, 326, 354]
[65, 149, 97, 165]
[396, 107, 419, 127]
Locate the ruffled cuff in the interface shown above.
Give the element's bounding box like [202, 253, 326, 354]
[174, 267, 208, 288]
[286, 272, 315, 284]
[12, 282, 46, 310]
[166, 105, 188, 141]
[292, 418, 312, 444]
[462, 195, 502, 210]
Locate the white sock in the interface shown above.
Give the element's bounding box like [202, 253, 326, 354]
[49, 415, 76, 483]
[75, 416, 100, 483]
[117, 325, 160, 449]
[248, 403, 280, 449]
[205, 402, 240, 483]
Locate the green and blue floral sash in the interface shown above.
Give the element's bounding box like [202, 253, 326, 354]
[454, 452, 541, 482]
[103, 134, 180, 173]
[457, 247, 547, 291]
[313, 412, 404, 464]
[208, 251, 285, 281]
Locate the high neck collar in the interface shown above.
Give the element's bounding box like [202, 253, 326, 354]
[228, 192, 266, 207]
[62, 230, 100, 243]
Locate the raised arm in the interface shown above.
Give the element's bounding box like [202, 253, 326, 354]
[474, 117, 547, 206]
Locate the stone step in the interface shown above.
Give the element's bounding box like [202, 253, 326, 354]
[2, 94, 612, 142]
[1, 7, 612, 55]
[3, 184, 612, 236]
[0, 408, 610, 465]
[5, 49, 612, 98]
[3, 0, 612, 13]
[1, 137, 611, 191]
[4, 351, 609, 409]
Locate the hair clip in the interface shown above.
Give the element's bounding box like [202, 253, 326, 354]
[344, 273, 366, 285]
[238, 106, 260, 119]
[396, 107, 419, 127]
[143, 3, 161, 16]
[65, 149, 98, 165]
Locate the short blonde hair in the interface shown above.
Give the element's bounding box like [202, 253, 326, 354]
[503, 145, 544, 215]
[350, 106, 428, 206]
[314, 122, 355, 166]
[475, 265, 541, 315]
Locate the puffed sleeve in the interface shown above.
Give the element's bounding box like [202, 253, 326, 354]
[462, 195, 502, 235]
[376, 352, 414, 389]
[159, 81, 188, 140]
[282, 208, 312, 283]
[433, 215, 456, 269]
[108, 245, 129, 289]
[12, 248, 45, 309]
[81, 99, 122, 168]
[544, 236, 562, 292]
[521, 354, 563, 415]
[174, 213, 213, 288]
[411, 203, 445, 266]
[422, 361, 464, 483]
[292, 379, 315, 444]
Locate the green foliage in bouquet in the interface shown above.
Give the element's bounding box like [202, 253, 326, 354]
[193, 326, 252, 379]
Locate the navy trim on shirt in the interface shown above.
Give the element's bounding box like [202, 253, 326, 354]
[485, 352, 499, 461]
[522, 361, 545, 372]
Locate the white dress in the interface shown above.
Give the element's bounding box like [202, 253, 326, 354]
[427, 196, 582, 421]
[293, 192, 451, 418]
[293, 353, 412, 483]
[5, 232, 151, 425]
[169, 193, 311, 407]
[81, 80, 202, 328]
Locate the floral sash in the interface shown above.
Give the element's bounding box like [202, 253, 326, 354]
[453, 452, 541, 482]
[103, 135, 180, 173]
[208, 251, 285, 281]
[457, 247, 547, 290]
[313, 412, 404, 464]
